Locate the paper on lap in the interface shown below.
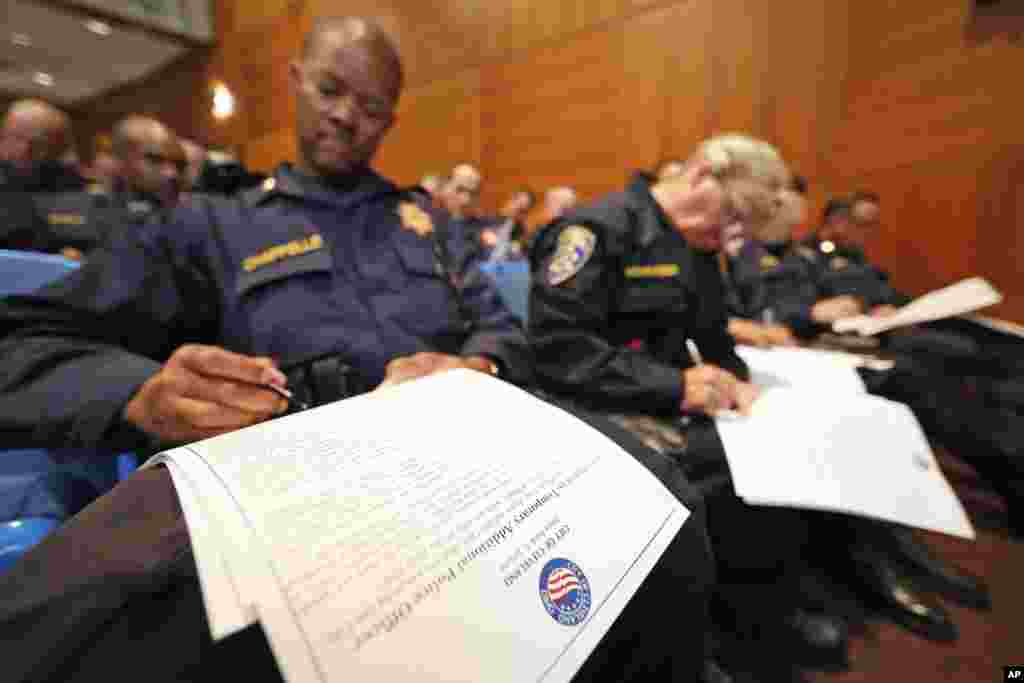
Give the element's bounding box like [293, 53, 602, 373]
[150, 370, 687, 683]
[714, 387, 975, 540]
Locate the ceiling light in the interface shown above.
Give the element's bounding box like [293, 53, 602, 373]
[33, 72, 54, 87]
[11, 33, 32, 47]
[85, 19, 112, 37]
[211, 82, 235, 120]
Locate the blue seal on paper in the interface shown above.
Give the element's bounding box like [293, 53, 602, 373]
[539, 558, 592, 626]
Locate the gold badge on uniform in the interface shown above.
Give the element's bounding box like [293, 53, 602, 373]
[830, 256, 849, 270]
[47, 213, 85, 226]
[547, 225, 596, 286]
[243, 233, 324, 272]
[398, 202, 434, 237]
[624, 264, 680, 279]
[759, 254, 780, 270]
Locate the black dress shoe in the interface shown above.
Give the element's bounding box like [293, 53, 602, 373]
[711, 589, 849, 672]
[779, 607, 849, 671]
[849, 542, 959, 643]
[885, 527, 992, 610]
[700, 658, 734, 683]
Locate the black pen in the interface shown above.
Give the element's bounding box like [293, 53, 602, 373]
[265, 383, 310, 412]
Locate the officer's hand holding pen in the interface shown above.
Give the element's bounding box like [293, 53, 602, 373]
[680, 340, 758, 416]
[123, 344, 291, 445]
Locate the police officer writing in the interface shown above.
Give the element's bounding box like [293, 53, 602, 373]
[529, 134, 774, 418]
[0, 17, 527, 451]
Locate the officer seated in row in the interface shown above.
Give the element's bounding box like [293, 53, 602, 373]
[38, 116, 186, 260]
[527, 134, 979, 678]
[0, 16, 714, 683]
[475, 187, 536, 261]
[727, 179, 1024, 540]
[0, 99, 86, 251]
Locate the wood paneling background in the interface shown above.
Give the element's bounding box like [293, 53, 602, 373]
[63, 0, 1022, 321]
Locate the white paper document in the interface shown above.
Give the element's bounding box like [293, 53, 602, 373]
[735, 345, 868, 394]
[833, 277, 1002, 336]
[714, 388, 975, 539]
[152, 370, 688, 683]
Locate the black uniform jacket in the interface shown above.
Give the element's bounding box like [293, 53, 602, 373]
[529, 174, 748, 415]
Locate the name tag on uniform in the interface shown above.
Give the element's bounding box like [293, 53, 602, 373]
[47, 212, 85, 226]
[624, 264, 679, 279]
[759, 254, 780, 270]
[243, 233, 324, 272]
[237, 233, 332, 296]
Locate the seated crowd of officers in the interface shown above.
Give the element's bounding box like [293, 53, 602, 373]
[1, 15, 1022, 683]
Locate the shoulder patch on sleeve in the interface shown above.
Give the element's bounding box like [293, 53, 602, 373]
[546, 225, 597, 286]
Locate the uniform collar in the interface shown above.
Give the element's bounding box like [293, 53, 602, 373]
[626, 170, 673, 249]
[244, 163, 397, 209]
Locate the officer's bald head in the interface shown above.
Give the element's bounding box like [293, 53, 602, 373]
[0, 99, 74, 170]
[291, 17, 403, 178]
[300, 17, 403, 104]
[110, 115, 183, 205]
[111, 116, 173, 160]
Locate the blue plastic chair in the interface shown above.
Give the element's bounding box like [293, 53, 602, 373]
[0, 251, 138, 567]
[0, 518, 59, 572]
[479, 261, 530, 322]
[0, 249, 78, 296]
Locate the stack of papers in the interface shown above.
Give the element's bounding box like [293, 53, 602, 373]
[715, 388, 974, 539]
[833, 277, 1002, 336]
[717, 344, 975, 538]
[735, 345, 870, 394]
[149, 370, 688, 683]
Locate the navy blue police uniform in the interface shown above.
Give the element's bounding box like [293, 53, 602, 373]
[29, 189, 162, 255]
[726, 236, 1024, 538]
[802, 235, 909, 308]
[0, 163, 715, 683]
[0, 164, 531, 450]
[0, 159, 87, 251]
[725, 239, 825, 339]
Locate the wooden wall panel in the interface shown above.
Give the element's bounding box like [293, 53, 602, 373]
[479, 24, 659, 209]
[976, 146, 1024, 323]
[63, 0, 1020, 321]
[229, 0, 298, 32]
[654, 0, 716, 160]
[846, 162, 983, 298]
[479, 0, 633, 57]
[303, 1, 486, 88]
[834, 0, 1023, 319]
[708, 0, 763, 136]
[235, 19, 303, 140]
[374, 69, 482, 188]
[245, 126, 296, 173]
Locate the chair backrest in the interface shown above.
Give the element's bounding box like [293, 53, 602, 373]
[479, 261, 530, 322]
[0, 249, 78, 297]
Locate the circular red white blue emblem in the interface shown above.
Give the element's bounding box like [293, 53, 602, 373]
[539, 558, 592, 626]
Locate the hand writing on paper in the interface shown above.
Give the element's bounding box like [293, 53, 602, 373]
[123, 344, 288, 444]
[681, 365, 759, 416]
